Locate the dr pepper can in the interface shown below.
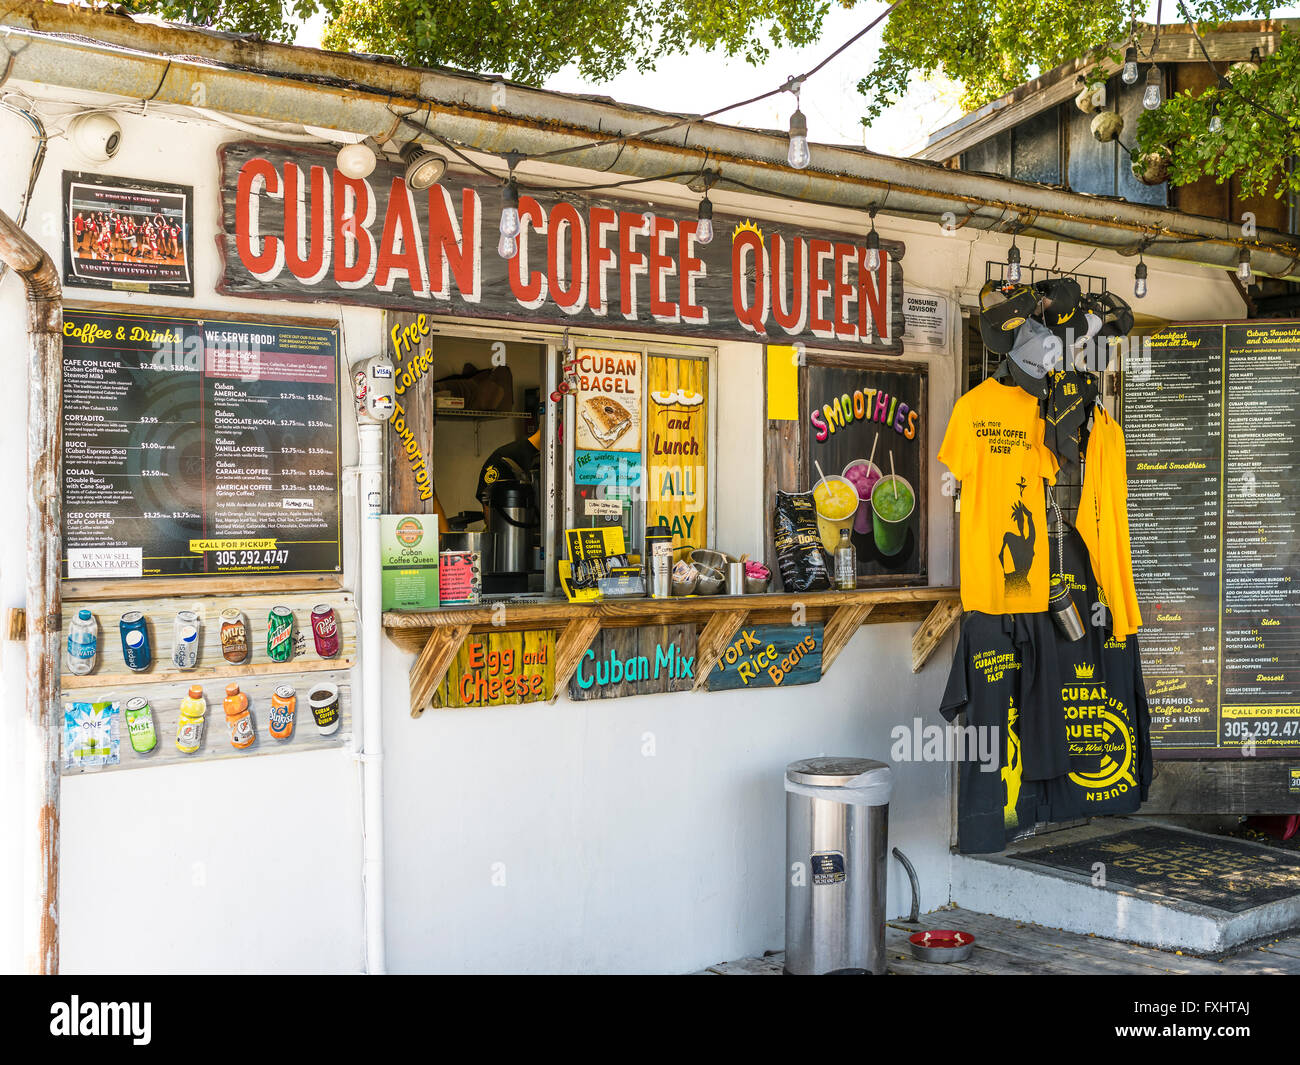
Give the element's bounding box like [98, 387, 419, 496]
[310, 604, 339, 659]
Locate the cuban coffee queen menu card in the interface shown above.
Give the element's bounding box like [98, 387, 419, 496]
[939, 378, 1059, 614]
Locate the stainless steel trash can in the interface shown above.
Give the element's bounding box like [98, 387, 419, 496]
[784, 757, 892, 975]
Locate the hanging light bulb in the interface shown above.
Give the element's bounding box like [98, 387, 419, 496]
[787, 95, 810, 170]
[1143, 65, 1163, 110]
[1006, 241, 1022, 284]
[1209, 102, 1223, 133]
[1237, 246, 1253, 283]
[1134, 258, 1148, 299]
[865, 229, 881, 273]
[696, 195, 714, 245]
[497, 230, 518, 259]
[499, 178, 520, 239]
[1122, 46, 1139, 85]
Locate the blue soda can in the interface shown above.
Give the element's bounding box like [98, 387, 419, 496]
[120, 610, 151, 672]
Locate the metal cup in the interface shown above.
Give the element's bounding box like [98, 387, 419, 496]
[725, 561, 746, 595]
[1048, 578, 1086, 642]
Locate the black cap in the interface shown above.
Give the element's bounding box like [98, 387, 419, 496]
[1034, 276, 1082, 343]
[1093, 290, 1135, 339]
[979, 279, 1037, 354]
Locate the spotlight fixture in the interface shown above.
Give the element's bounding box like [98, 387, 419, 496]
[399, 142, 447, 190]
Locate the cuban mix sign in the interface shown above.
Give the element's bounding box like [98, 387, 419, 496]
[219, 142, 905, 354]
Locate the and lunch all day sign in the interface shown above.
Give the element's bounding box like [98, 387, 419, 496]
[218, 142, 905, 355]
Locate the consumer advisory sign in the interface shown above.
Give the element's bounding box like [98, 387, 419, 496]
[217, 141, 906, 355]
[61, 306, 342, 581]
[1122, 321, 1300, 757]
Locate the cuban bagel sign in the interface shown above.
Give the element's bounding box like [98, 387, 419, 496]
[218, 141, 905, 354]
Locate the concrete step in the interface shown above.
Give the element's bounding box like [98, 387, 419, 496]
[951, 817, 1300, 955]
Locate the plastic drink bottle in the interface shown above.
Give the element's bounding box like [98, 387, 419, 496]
[224, 683, 255, 749]
[66, 608, 97, 675]
[177, 685, 206, 755]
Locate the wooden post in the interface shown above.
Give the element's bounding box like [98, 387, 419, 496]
[0, 207, 63, 975]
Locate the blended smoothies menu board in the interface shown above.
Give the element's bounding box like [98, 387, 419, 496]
[62, 308, 341, 580]
[1123, 322, 1300, 756]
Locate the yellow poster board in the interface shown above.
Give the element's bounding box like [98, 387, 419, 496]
[433, 629, 556, 708]
[646, 354, 708, 560]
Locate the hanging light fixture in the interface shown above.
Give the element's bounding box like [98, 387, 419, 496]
[1122, 46, 1140, 85]
[1237, 246, 1253, 283]
[399, 142, 446, 190]
[1143, 65, 1163, 110]
[1209, 101, 1223, 133]
[1006, 238, 1022, 284]
[865, 206, 881, 273]
[787, 81, 810, 170]
[1134, 255, 1148, 299]
[497, 178, 520, 259]
[337, 142, 377, 179]
[696, 194, 714, 245]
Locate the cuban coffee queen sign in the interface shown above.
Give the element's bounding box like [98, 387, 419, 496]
[218, 142, 905, 354]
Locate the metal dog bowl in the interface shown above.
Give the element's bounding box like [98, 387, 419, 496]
[907, 929, 975, 963]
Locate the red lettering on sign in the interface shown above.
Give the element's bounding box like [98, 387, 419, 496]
[588, 207, 617, 315]
[732, 228, 767, 335]
[428, 185, 480, 302]
[678, 221, 707, 323]
[510, 195, 548, 308]
[833, 242, 858, 341]
[618, 211, 649, 321]
[284, 163, 331, 284]
[769, 233, 806, 335]
[648, 216, 679, 322]
[235, 156, 283, 279]
[375, 177, 428, 296]
[333, 172, 375, 288]
[807, 239, 833, 338]
[548, 201, 586, 313]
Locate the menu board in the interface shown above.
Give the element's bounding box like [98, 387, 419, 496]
[1123, 322, 1300, 756]
[62, 307, 341, 580]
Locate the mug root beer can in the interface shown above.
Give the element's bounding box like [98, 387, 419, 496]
[220, 608, 249, 664]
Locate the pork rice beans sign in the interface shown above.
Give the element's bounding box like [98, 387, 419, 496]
[218, 141, 905, 355]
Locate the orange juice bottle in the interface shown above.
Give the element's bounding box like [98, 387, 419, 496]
[224, 683, 255, 749]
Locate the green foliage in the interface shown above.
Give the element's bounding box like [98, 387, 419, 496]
[116, 0, 1293, 197]
[1136, 28, 1300, 199]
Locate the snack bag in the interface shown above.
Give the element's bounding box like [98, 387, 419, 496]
[64, 701, 121, 769]
[773, 491, 831, 592]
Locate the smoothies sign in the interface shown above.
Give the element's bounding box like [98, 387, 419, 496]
[218, 142, 905, 355]
[802, 362, 927, 583]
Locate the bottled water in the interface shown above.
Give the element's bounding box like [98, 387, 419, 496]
[66, 608, 97, 675]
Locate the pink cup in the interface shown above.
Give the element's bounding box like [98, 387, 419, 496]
[843, 460, 882, 535]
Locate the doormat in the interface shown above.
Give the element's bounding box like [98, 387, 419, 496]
[1013, 826, 1300, 913]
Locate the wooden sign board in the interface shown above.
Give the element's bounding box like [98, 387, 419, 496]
[433, 629, 556, 709]
[568, 624, 697, 700]
[706, 624, 824, 692]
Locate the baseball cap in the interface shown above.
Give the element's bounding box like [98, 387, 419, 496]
[1035, 276, 1083, 344]
[1092, 290, 1135, 339]
[1004, 317, 1064, 398]
[979, 279, 1037, 354]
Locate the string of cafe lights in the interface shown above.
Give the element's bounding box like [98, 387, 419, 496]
[333, 0, 1276, 298]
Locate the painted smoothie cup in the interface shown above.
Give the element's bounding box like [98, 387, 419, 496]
[843, 459, 882, 535]
[812, 474, 859, 553]
[871, 474, 915, 556]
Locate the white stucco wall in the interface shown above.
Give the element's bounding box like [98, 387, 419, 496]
[0, 79, 1240, 974]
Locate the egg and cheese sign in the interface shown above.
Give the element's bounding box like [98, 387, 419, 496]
[219, 142, 905, 354]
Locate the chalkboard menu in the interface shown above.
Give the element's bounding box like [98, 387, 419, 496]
[62, 307, 341, 580]
[1123, 322, 1300, 756]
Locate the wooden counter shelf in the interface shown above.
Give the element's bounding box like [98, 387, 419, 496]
[385, 587, 963, 717]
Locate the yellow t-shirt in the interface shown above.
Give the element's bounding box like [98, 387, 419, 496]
[939, 378, 1059, 613]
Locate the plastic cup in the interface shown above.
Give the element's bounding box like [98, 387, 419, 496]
[871, 474, 915, 557]
[843, 459, 882, 535]
[813, 474, 860, 553]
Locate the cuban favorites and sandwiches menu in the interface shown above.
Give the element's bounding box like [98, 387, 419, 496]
[62, 307, 341, 579]
[1124, 323, 1300, 755]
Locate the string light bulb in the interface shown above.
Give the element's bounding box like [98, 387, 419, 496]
[1006, 240, 1022, 284]
[1237, 246, 1253, 283]
[1134, 256, 1148, 299]
[787, 86, 810, 169]
[1122, 46, 1139, 85]
[1209, 102, 1222, 133]
[865, 207, 880, 272]
[499, 178, 520, 240]
[696, 194, 714, 245]
[1143, 65, 1163, 110]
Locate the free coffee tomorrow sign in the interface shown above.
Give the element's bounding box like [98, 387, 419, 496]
[218, 142, 905, 354]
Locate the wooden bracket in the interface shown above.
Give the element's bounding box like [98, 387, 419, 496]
[820, 603, 876, 676]
[550, 616, 602, 702]
[691, 609, 750, 692]
[911, 598, 963, 673]
[409, 623, 471, 717]
[6, 607, 25, 642]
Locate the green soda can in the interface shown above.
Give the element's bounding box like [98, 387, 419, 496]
[267, 606, 294, 663]
[124, 696, 158, 754]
